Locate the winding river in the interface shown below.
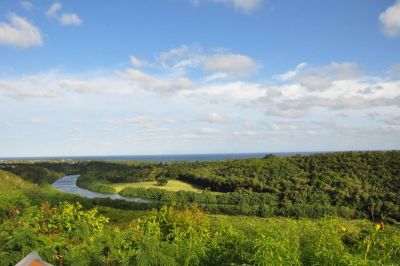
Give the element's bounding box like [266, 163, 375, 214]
[52, 175, 151, 203]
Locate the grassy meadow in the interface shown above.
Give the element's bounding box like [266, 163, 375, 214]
[112, 179, 205, 193]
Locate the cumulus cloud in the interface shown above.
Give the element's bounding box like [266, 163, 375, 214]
[157, 44, 204, 73]
[296, 75, 332, 91]
[273, 62, 362, 91]
[1, 64, 400, 154]
[203, 53, 259, 78]
[60, 79, 106, 94]
[46, 2, 82, 26]
[259, 79, 400, 118]
[292, 62, 361, 80]
[120, 45, 260, 93]
[120, 68, 194, 94]
[126, 45, 260, 86]
[1, 48, 400, 153]
[315, 62, 362, 80]
[379, 0, 400, 38]
[0, 14, 42, 48]
[59, 13, 82, 26]
[193, 0, 263, 13]
[273, 63, 307, 81]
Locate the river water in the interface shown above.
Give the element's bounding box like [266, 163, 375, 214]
[52, 175, 151, 203]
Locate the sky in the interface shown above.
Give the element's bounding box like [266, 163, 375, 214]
[0, 0, 400, 157]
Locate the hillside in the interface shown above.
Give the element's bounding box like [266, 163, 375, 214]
[1, 152, 400, 265]
[0, 169, 399, 265]
[65, 151, 400, 221]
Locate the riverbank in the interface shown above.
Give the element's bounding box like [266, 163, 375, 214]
[52, 175, 151, 203]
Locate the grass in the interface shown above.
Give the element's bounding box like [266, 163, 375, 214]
[97, 206, 150, 228]
[210, 214, 372, 235]
[112, 179, 204, 193]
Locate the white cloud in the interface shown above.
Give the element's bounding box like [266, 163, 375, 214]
[0, 79, 54, 98]
[194, 0, 263, 13]
[157, 44, 204, 73]
[206, 112, 231, 124]
[60, 79, 106, 94]
[120, 68, 194, 94]
[46, 2, 82, 26]
[316, 62, 362, 80]
[0, 14, 42, 48]
[0, 57, 400, 154]
[296, 75, 332, 91]
[130, 55, 149, 68]
[20, 1, 34, 11]
[265, 107, 305, 118]
[274, 63, 307, 81]
[198, 127, 221, 135]
[46, 2, 62, 17]
[379, 0, 400, 38]
[30, 117, 49, 124]
[125, 116, 155, 127]
[106, 116, 174, 131]
[126, 45, 260, 84]
[273, 62, 362, 91]
[231, 0, 263, 13]
[258, 77, 400, 118]
[59, 13, 82, 26]
[203, 53, 259, 78]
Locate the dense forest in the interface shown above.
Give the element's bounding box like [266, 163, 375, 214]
[0, 169, 399, 265]
[27, 151, 397, 222]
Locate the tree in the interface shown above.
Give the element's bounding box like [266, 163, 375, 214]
[157, 178, 168, 186]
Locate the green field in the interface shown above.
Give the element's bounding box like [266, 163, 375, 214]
[112, 179, 204, 193]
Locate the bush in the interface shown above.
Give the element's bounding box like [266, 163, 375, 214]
[89, 183, 116, 194]
[156, 178, 168, 186]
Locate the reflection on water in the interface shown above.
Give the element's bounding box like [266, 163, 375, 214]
[52, 175, 151, 203]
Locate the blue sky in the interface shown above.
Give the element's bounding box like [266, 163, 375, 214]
[0, 0, 400, 157]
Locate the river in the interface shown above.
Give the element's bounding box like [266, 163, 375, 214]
[52, 175, 151, 203]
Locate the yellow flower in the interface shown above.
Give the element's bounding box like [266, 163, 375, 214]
[375, 223, 381, 230]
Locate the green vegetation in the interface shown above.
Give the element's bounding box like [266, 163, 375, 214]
[0, 170, 399, 265]
[1, 151, 400, 265]
[113, 179, 203, 193]
[89, 182, 117, 194]
[67, 151, 400, 221]
[0, 164, 64, 184]
[156, 177, 168, 186]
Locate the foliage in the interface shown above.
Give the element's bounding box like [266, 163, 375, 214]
[62, 151, 400, 221]
[1, 152, 400, 264]
[156, 178, 168, 186]
[0, 170, 399, 265]
[1, 164, 64, 184]
[89, 182, 116, 194]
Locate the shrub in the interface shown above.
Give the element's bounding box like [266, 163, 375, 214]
[157, 178, 168, 186]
